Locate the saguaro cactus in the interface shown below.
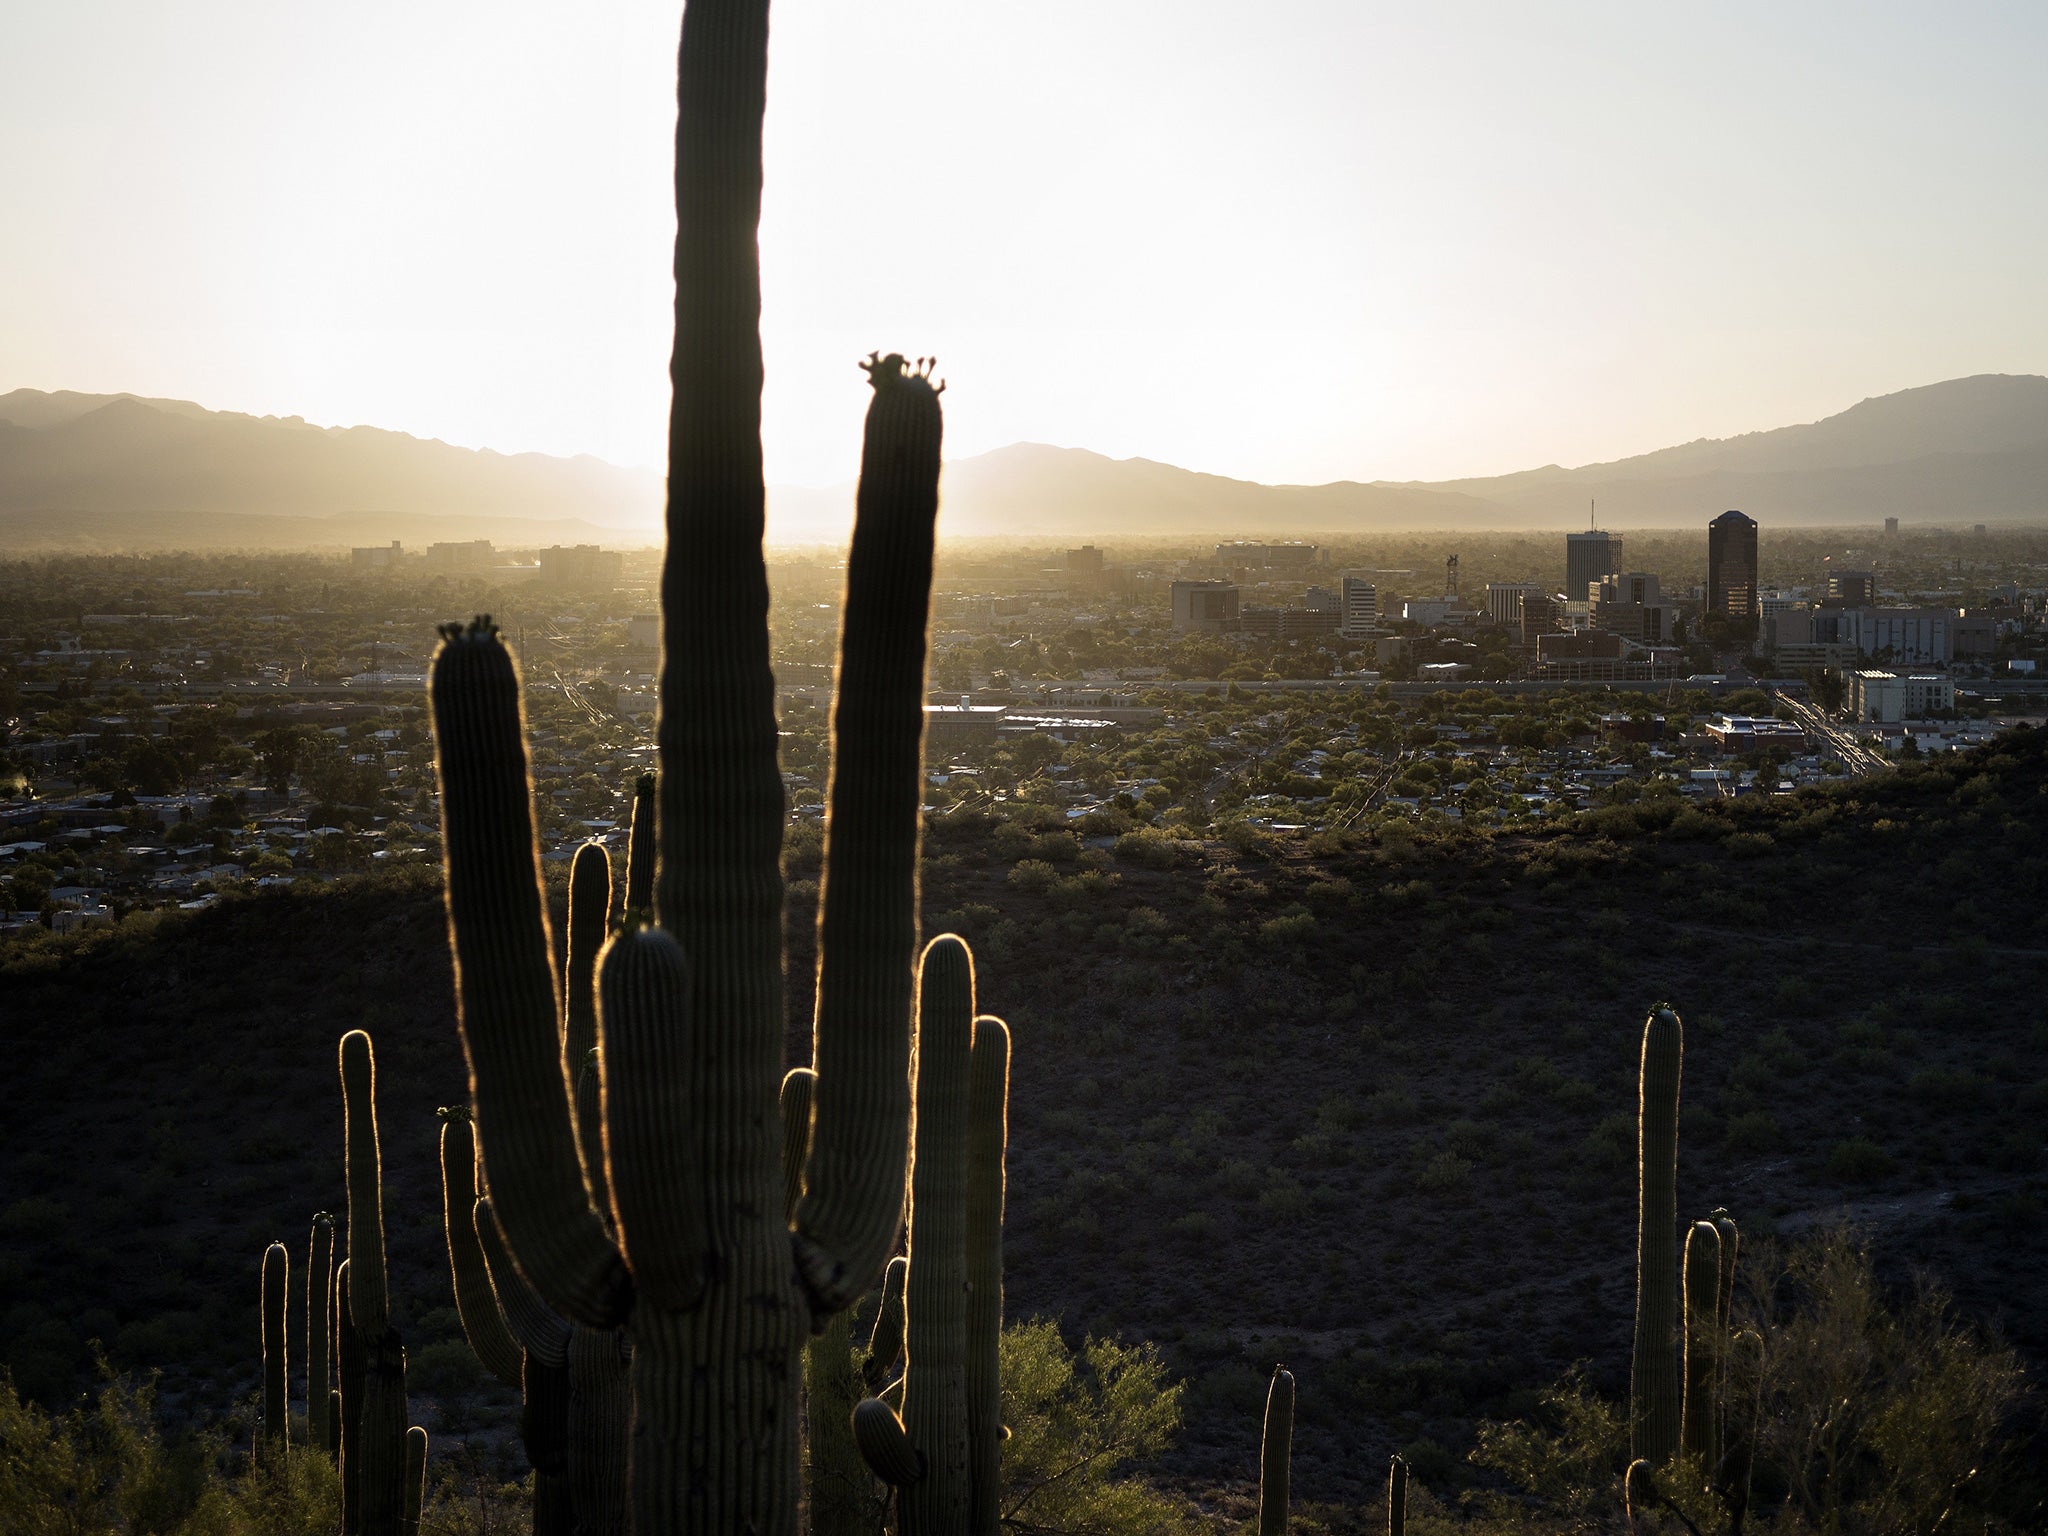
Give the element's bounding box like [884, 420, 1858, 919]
[262, 1242, 289, 1452]
[850, 939, 976, 1532]
[1630, 1007, 1683, 1465]
[308, 1214, 336, 1455]
[402, 1425, 427, 1535]
[864, 1255, 910, 1392]
[966, 1015, 1010, 1536]
[1259, 1366, 1294, 1536]
[624, 774, 656, 915]
[1387, 1453, 1407, 1536]
[427, 0, 945, 1525]
[337, 1257, 362, 1536]
[342, 1029, 409, 1536]
[1681, 1219, 1722, 1466]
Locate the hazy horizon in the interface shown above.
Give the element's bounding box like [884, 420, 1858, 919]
[5, 3, 2047, 491]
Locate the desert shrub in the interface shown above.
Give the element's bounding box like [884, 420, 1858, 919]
[1724, 1109, 1782, 1154]
[1007, 859, 1060, 894]
[1827, 1136, 1897, 1183]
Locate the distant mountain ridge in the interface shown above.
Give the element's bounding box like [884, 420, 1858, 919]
[3, 374, 2046, 550]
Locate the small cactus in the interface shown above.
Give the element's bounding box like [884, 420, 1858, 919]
[262, 1242, 289, 1452]
[1387, 1453, 1406, 1536]
[1259, 1366, 1294, 1536]
[1630, 1007, 1683, 1465]
[864, 1256, 909, 1392]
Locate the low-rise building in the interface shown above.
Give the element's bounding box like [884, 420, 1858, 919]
[1848, 670, 1955, 723]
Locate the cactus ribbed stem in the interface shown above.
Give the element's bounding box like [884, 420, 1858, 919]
[308, 1215, 335, 1455]
[328, 1390, 342, 1456]
[966, 1016, 1009, 1536]
[402, 1426, 427, 1536]
[439, 1114, 523, 1390]
[625, 774, 656, 915]
[1387, 1453, 1406, 1536]
[343, 1030, 410, 1536]
[1681, 1219, 1722, 1465]
[565, 842, 614, 1207]
[897, 937, 975, 1532]
[429, 621, 630, 1331]
[342, 1031, 389, 1338]
[1630, 1007, 1683, 1465]
[337, 1258, 363, 1536]
[568, 1325, 631, 1536]
[1259, 1366, 1293, 1536]
[793, 354, 944, 1315]
[780, 1067, 817, 1223]
[262, 1242, 289, 1451]
[864, 1254, 909, 1391]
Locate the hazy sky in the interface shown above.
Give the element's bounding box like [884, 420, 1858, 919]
[4, 1, 2046, 492]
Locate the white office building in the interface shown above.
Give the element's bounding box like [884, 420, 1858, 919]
[1339, 576, 1379, 637]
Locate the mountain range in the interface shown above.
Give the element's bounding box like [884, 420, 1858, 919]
[3, 373, 2046, 550]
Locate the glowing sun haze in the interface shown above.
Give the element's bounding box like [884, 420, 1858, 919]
[3, 1, 2046, 492]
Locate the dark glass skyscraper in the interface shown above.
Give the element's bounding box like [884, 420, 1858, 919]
[1565, 530, 1621, 604]
[1708, 510, 1759, 621]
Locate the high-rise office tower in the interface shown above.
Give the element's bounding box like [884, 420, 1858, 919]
[1339, 575, 1379, 637]
[1707, 510, 1759, 621]
[1565, 530, 1621, 604]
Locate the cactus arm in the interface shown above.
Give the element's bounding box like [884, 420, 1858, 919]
[1387, 1453, 1407, 1536]
[792, 360, 944, 1316]
[475, 1198, 571, 1368]
[262, 1242, 289, 1449]
[897, 937, 975, 1531]
[1630, 1007, 1684, 1465]
[429, 622, 630, 1330]
[574, 1053, 611, 1225]
[863, 1255, 909, 1390]
[341, 1031, 391, 1338]
[594, 925, 706, 1311]
[1681, 1219, 1722, 1463]
[1259, 1366, 1294, 1536]
[852, 1397, 925, 1487]
[564, 842, 614, 1205]
[965, 1016, 1009, 1535]
[438, 1113, 524, 1391]
[780, 1068, 817, 1224]
[523, 1352, 575, 1533]
[624, 774, 656, 915]
[308, 1214, 335, 1453]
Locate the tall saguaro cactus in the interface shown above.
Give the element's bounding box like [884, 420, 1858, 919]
[965, 1015, 1010, 1536]
[1259, 1366, 1294, 1536]
[308, 1215, 336, 1456]
[342, 1029, 409, 1536]
[262, 1242, 289, 1452]
[1630, 1007, 1683, 1465]
[1387, 1453, 1407, 1536]
[428, 1, 946, 1525]
[1680, 1219, 1722, 1465]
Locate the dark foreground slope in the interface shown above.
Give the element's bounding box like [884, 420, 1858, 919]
[3, 732, 2045, 1509]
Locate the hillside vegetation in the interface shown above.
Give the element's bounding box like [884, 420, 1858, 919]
[3, 728, 2044, 1517]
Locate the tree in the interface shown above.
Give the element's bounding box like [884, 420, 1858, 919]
[253, 727, 308, 794]
[995, 1321, 1202, 1535]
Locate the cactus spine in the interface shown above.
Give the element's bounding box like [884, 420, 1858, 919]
[308, 1214, 335, 1455]
[1630, 1007, 1683, 1465]
[1681, 1219, 1722, 1466]
[1259, 1366, 1293, 1536]
[965, 1016, 1009, 1536]
[262, 1241, 289, 1452]
[342, 1029, 409, 1536]
[1387, 1453, 1406, 1536]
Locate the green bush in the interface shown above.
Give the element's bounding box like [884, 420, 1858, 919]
[1826, 1136, 1897, 1183]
